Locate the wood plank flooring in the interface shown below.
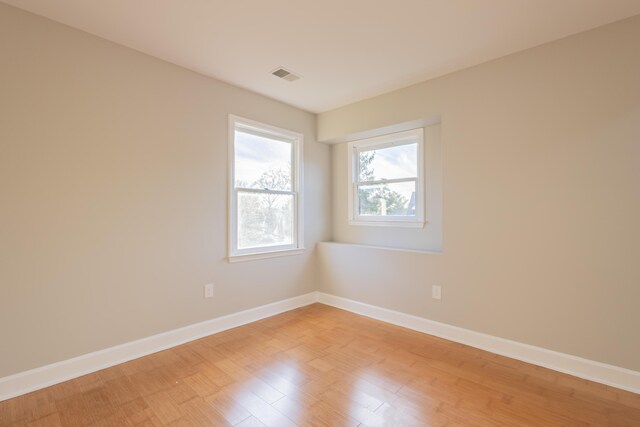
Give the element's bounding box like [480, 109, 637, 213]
[1, 303, 639, 426]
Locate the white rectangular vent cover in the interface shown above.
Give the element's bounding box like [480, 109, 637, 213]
[271, 67, 301, 82]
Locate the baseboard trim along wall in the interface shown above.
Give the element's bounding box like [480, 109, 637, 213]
[0, 292, 318, 402]
[2, 291, 638, 401]
[317, 292, 640, 394]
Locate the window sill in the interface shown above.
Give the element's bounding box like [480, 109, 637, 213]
[228, 248, 305, 263]
[349, 220, 425, 228]
[319, 241, 442, 255]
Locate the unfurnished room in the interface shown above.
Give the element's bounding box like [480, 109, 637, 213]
[1, 1, 639, 426]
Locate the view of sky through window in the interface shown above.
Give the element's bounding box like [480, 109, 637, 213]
[234, 130, 292, 190]
[359, 142, 417, 181]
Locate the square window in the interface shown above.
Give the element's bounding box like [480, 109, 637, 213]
[348, 129, 424, 227]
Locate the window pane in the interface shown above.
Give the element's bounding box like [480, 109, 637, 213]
[358, 181, 416, 216]
[358, 142, 417, 182]
[238, 191, 294, 249]
[235, 130, 292, 191]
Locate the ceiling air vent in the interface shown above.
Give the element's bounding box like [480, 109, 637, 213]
[271, 67, 301, 82]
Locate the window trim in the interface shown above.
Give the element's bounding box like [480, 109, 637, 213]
[228, 115, 304, 262]
[347, 128, 425, 227]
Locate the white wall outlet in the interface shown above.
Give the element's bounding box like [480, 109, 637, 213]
[432, 285, 442, 300]
[204, 284, 214, 299]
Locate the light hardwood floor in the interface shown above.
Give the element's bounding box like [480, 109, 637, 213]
[1, 303, 639, 426]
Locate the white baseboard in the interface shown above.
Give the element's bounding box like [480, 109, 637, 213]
[0, 292, 318, 402]
[3, 291, 637, 402]
[317, 292, 640, 394]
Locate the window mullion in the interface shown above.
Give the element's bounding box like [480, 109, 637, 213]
[236, 187, 295, 196]
[357, 177, 417, 186]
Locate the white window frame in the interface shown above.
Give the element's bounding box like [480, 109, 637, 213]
[347, 128, 425, 227]
[228, 115, 304, 262]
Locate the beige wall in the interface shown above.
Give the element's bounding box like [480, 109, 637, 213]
[0, 4, 331, 377]
[318, 15, 640, 371]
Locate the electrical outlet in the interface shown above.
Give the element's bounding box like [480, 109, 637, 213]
[204, 284, 214, 299]
[432, 285, 442, 300]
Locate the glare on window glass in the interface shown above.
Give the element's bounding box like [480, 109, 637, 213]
[234, 130, 292, 191]
[237, 192, 294, 249]
[358, 181, 416, 216]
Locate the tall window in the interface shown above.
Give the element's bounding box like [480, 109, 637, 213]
[348, 128, 424, 227]
[229, 116, 303, 261]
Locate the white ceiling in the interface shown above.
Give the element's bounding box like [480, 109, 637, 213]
[3, 0, 640, 113]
